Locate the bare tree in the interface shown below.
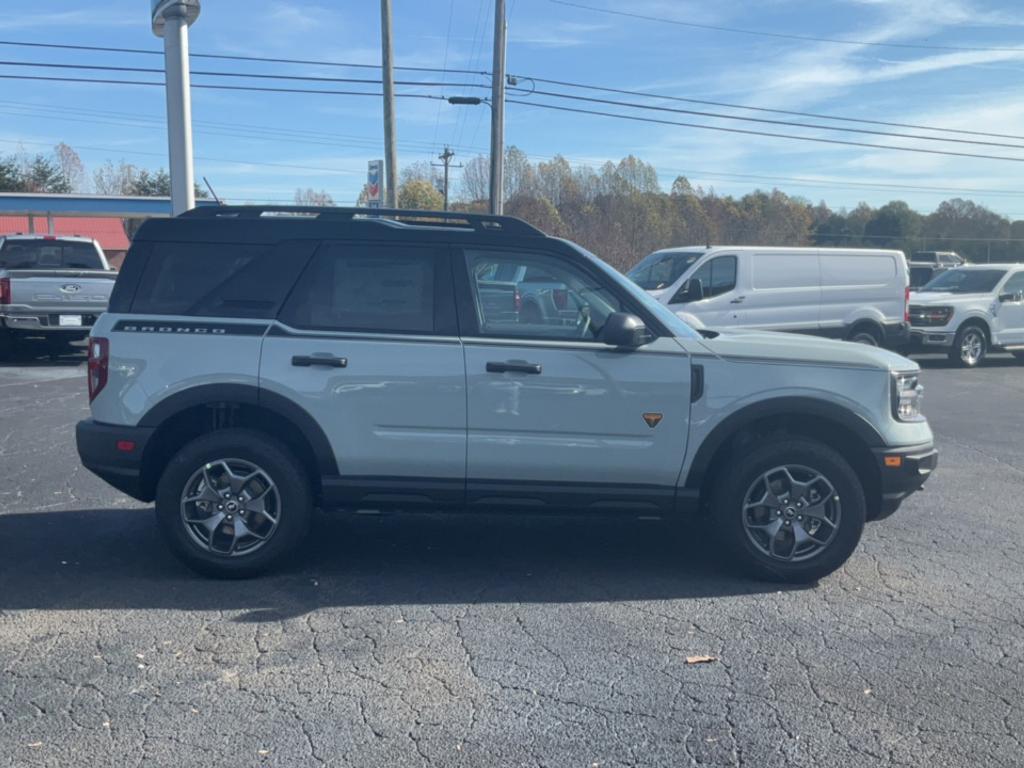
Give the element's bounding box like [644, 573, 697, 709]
[294, 188, 335, 206]
[93, 161, 139, 195]
[54, 143, 86, 192]
[459, 155, 489, 203]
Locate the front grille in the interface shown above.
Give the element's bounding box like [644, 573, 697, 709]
[908, 305, 952, 327]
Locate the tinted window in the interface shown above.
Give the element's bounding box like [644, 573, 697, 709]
[131, 242, 306, 317]
[920, 269, 1006, 294]
[280, 243, 436, 333]
[677, 255, 737, 301]
[0, 239, 103, 269]
[466, 249, 623, 341]
[628, 250, 704, 290]
[752, 254, 818, 289]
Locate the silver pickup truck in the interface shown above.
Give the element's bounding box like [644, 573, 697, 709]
[0, 234, 117, 356]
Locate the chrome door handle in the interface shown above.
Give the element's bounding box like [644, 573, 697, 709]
[292, 354, 347, 368]
[486, 360, 542, 374]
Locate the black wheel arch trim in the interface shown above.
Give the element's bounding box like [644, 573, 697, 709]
[137, 383, 339, 477]
[683, 396, 885, 490]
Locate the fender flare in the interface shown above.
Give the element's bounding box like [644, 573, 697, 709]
[137, 383, 338, 477]
[683, 396, 885, 489]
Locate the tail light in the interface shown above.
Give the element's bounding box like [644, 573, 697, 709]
[0, 278, 10, 305]
[904, 286, 911, 324]
[553, 288, 568, 310]
[87, 337, 109, 402]
[513, 287, 523, 312]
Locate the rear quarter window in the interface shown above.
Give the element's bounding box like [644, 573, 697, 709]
[130, 241, 312, 318]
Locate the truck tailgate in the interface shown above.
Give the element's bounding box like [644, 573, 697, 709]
[4, 270, 117, 311]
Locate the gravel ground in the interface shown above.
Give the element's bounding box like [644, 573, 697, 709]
[1, 345, 1022, 767]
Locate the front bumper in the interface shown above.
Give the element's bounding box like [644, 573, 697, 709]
[76, 419, 155, 501]
[908, 327, 955, 349]
[873, 442, 938, 513]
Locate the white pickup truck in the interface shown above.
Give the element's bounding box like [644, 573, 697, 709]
[0, 234, 117, 357]
[908, 263, 1024, 367]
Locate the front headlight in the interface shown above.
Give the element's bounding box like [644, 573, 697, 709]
[892, 371, 924, 421]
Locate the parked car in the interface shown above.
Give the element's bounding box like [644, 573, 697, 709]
[627, 246, 910, 348]
[0, 234, 117, 357]
[908, 264, 1024, 367]
[474, 261, 583, 330]
[76, 207, 936, 583]
[907, 251, 966, 289]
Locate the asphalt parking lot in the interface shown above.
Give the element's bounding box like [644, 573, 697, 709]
[1, 344, 1022, 768]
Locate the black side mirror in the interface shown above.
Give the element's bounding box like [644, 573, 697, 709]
[672, 278, 705, 304]
[601, 312, 648, 348]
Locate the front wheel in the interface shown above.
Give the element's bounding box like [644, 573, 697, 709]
[713, 437, 866, 583]
[155, 428, 312, 578]
[950, 324, 986, 368]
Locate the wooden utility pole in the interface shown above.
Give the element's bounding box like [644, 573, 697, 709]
[380, 0, 398, 208]
[489, 0, 506, 214]
[432, 146, 462, 211]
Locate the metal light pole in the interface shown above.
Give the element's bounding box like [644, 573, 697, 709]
[381, 0, 399, 208]
[489, 0, 506, 214]
[151, 0, 200, 216]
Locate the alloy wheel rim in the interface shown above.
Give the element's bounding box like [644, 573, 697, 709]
[961, 331, 983, 365]
[180, 458, 280, 556]
[742, 464, 842, 563]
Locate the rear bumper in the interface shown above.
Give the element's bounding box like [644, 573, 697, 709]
[873, 442, 938, 513]
[76, 419, 155, 501]
[1, 311, 100, 333]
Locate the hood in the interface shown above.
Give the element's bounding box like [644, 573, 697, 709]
[909, 291, 989, 303]
[694, 328, 915, 372]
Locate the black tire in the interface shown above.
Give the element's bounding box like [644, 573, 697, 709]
[155, 428, 312, 578]
[1012, 351, 1024, 363]
[713, 437, 866, 583]
[847, 324, 882, 346]
[949, 323, 987, 368]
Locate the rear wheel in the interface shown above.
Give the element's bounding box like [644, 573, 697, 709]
[950, 324, 987, 368]
[713, 437, 866, 583]
[155, 428, 312, 577]
[848, 324, 882, 346]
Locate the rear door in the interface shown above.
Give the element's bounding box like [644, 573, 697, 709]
[259, 240, 466, 508]
[457, 245, 691, 514]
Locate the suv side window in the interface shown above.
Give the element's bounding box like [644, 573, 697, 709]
[464, 248, 625, 342]
[131, 242, 307, 318]
[676, 255, 737, 301]
[1002, 272, 1024, 296]
[279, 242, 437, 334]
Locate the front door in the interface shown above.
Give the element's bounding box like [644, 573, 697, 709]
[666, 254, 741, 328]
[259, 240, 466, 507]
[996, 271, 1024, 345]
[458, 245, 692, 514]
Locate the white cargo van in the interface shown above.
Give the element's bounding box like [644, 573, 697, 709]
[627, 246, 910, 347]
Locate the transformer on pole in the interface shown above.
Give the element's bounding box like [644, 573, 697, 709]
[151, 0, 200, 216]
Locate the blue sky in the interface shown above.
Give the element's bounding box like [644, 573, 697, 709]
[3, 0, 1024, 218]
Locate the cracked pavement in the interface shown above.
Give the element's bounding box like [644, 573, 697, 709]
[1, 345, 1022, 767]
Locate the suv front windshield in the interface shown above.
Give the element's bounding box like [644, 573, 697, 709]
[0, 240, 104, 270]
[919, 268, 1006, 294]
[627, 250, 704, 290]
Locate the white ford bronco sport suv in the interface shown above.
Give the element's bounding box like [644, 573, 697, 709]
[908, 264, 1024, 367]
[76, 207, 937, 582]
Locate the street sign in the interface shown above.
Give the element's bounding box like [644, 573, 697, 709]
[366, 159, 383, 208]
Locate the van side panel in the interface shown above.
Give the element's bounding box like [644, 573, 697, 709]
[819, 251, 905, 334]
[741, 251, 821, 332]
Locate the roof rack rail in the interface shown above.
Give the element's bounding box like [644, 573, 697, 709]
[178, 205, 544, 236]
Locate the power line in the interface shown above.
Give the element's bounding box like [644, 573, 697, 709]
[511, 74, 1024, 143]
[0, 39, 489, 75]
[519, 87, 1024, 150]
[0, 60, 486, 90]
[506, 99, 1024, 164]
[548, 0, 1024, 53]
[0, 73, 449, 101]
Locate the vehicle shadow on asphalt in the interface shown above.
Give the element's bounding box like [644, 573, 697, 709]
[0, 343, 86, 368]
[912, 353, 1020, 370]
[0, 508, 797, 618]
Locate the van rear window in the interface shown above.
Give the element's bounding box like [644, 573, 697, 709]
[130, 242, 308, 318]
[0, 239, 104, 270]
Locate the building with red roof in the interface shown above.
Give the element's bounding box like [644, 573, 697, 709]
[0, 215, 131, 268]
